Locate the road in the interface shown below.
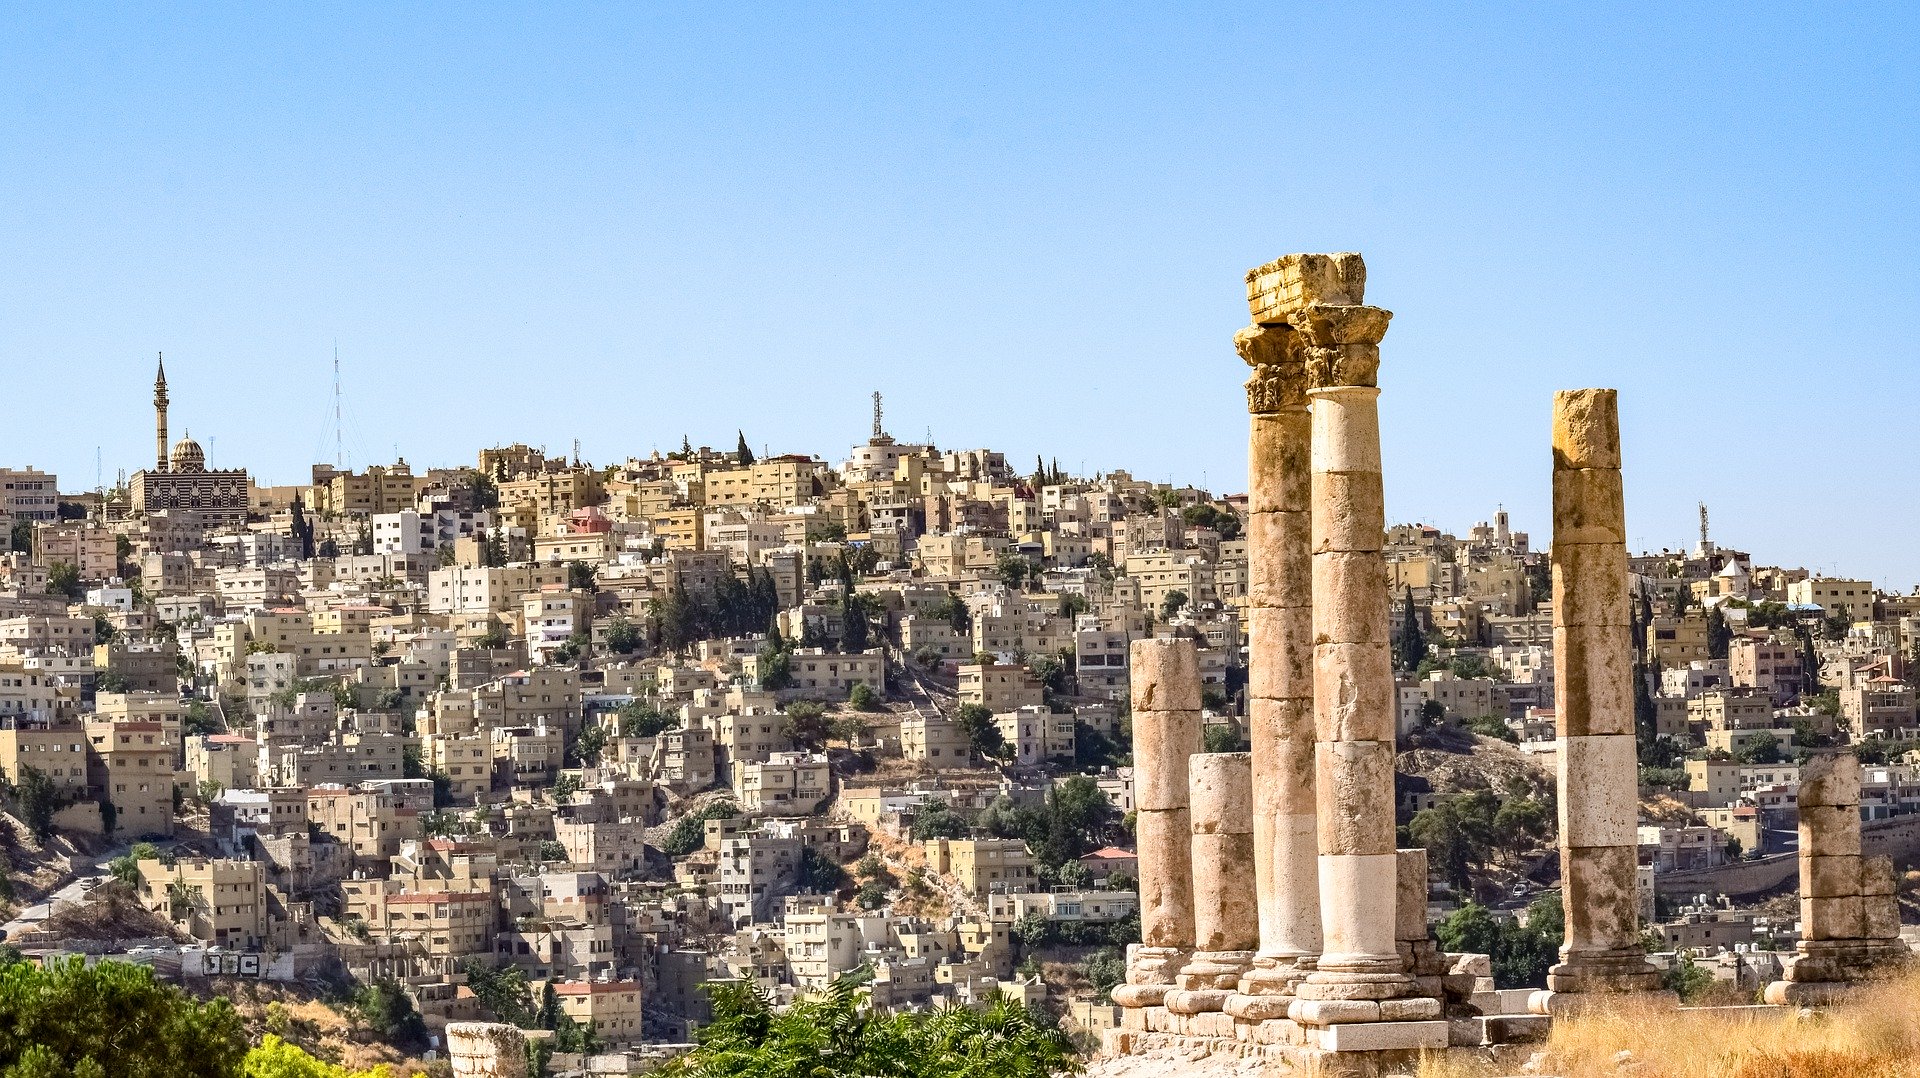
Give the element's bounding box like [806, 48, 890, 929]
[0, 841, 137, 940]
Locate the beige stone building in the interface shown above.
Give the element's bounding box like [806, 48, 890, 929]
[735, 751, 831, 814]
[957, 662, 1043, 712]
[554, 980, 645, 1045]
[924, 837, 1036, 897]
[88, 718, 178, 837]
[139, 857, 266, 949]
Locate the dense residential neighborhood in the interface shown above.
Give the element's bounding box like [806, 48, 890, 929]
[0, 364, 1917, 1072]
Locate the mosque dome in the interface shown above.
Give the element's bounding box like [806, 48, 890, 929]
[170, 434, 206, 472]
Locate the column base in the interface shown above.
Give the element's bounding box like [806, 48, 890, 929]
[1543, 954, 1663, 996]
[1166, 950, 1255, 1013]
[1225, 953, 1316, 1019]
[1114, 944, 1188, 1010]
[1784, 939, 1913, 983]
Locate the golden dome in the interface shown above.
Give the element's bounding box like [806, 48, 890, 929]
[170, 434, 206, 472]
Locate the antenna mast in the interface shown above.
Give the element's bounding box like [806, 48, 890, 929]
[872, 391, 883, 440]
[333, 345, 344, 469]
[1698, 502, 1709, 548]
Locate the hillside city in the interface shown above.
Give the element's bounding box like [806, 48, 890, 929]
[0, 362, 1912, 1072]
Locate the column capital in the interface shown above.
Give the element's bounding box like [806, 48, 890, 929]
[1294, 305, 1391, 390]
[1236, 324, 1309, 414]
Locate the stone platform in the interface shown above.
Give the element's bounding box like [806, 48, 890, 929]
[1104, 1004, 1551, 1076]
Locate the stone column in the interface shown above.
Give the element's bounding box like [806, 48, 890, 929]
[447, 1022, 529, 1078]
[1284, 282, 1442, 1047]
[1167, 751, 1257, 1017]
[1228, 319, 1321, 1019]
[1532, 389, 1661, 1015]
[1765, 750, 1910, 1004]
[1113, 637, 1203, 1010]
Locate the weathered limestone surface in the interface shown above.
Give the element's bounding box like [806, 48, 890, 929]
[447, 1022, 529, 1078]
[1116, 638, 1204, 1010]
[1275, 253, 1418, 1037]
[1764, 751, 1911, 1004]
[1536, 389, 1661, 1012]
[1168, 752, 1257, 1014]
[1234, 318, 1321, 1008]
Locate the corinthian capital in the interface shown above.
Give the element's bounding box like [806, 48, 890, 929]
[1235, 324, 1308, 414]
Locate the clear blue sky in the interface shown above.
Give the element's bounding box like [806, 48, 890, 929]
[3, 5, 1915, 585]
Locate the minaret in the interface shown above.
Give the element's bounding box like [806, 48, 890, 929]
[154, 353, 170, 473]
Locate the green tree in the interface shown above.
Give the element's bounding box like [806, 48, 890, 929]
[1706, 604, 1732, 660]
[7, 521, 30, 556]
[661, 802, 738, 857]
[605, 618, 642, 655]
[1081, 949, 1126, 1002]
[618, 700, 676, 738]
[848, 682, 882, 712]
[14, 766, 58, 840]
[995, 552, 1030, 592]
[671, 972, 1076, 1078]
[44, 562, 82, 601]
[954, 703, 1006, 762]
[570, 722, 609, 767]
[460, 960, 536, 1026]
[1160, 589, 1189, 620]
[1733, 731, 1783, 764]
[1203, 722, 1247, 754]
[0, 957, 247, 1077]
[781, 701, 831, 749]
[1393, 587, 1426, 672]
[353, 980, 428, 1051]
[566, 560, 598, 593]
[735, 431, 755, 466]
[799, 847, 848, 893]
[1661, 951, 1715, 1002]
[907, 797, 972, 841]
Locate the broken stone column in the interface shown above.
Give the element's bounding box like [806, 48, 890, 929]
[1228, 304, 1322, 1021]
[447, 1022, 529, 1078]
[1167, 751, 1257, 1016]
[1278, 257, 1443, 1050]
[1113, 637, 1203, 1010]
[1764, 750, 1910, 1004]
[1532, 389, 1662, 1016]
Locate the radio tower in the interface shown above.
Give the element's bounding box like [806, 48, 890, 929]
[872, 391, 884, 440]
[333, 346, 344, 469]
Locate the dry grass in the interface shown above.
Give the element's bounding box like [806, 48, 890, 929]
[1417, 973, 1920, 1078]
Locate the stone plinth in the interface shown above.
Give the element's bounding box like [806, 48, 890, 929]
[447, 1022, 529, 1078]
[1116, 638, 1204, 1010]
[1233, 320, 1321, 1012]
[1167, 751, 1257, 1014]
[1534, 389, 1661, 1013]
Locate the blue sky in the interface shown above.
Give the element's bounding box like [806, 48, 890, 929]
[3, 5, 1915, 584]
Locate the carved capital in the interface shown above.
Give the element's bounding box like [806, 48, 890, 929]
[1236, 324, 1308, 413]
[1303, 345, 1381, 390]
[1291, 304, 1392, 348]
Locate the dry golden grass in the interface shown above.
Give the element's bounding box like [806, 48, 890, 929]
[1417, 973, 1920, 1078]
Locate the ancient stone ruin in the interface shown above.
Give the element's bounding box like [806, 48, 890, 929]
[1764, 750, 1909, 1004]
[446, 1022, 529, 1078]
[1104, 251, 1920, 1072]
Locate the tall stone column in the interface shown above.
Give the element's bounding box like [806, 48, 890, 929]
[1228, 321, 1321, 1020]
[1113, 637, 1203, 1009]
[1533, 389, 1662, 1014]
[1285, 286, 1442, 1046]
[1764, 750, 1910, 1004]
[1167, 751, 1257, 1016]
